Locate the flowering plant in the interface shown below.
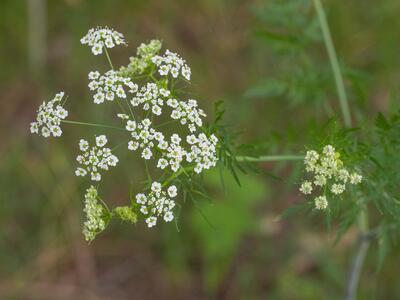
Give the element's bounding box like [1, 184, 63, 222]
[31, 27, 219, 241]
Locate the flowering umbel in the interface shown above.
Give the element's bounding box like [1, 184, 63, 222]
[300, 145, 362, 210]
[30, 92, 68, 138]
[80, 26, 126, 55]
[30, 27, 220, 241]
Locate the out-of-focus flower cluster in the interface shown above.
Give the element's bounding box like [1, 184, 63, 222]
[30, 92, 68, 138]
[300, 145, 362, 210]
[135, 182, 177, 228]
[82, 186, 106, 242]
[80, 26, 125, 55]
[75, 135, 119, 181]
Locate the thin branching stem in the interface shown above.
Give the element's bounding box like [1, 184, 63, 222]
[313, 0, 351, 127]
[62, 119, 125, 131]
[103, 47, 114, 70]
[345, 210, 369, 300]
[313, 2, 370, 298]
[235, 155, 304, 162]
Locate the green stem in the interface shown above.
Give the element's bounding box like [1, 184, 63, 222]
[345, 209, 369, 300]
[235, 155, 304, 162]
[313, 0, 351, 127]
[62, 120, 125, 131]
[103, 47, 114, 70]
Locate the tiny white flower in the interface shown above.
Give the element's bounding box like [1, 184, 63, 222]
[157, 158, 168, 169]
[167, 185, 177, 198]
[142, 147, 152, 160]
[146, 216, 157, 228]
[164, 211, 174, 222]
[151, 182, 162, 193]
[94, 92, 105, 104]
[75, 167, 87, 176]
[126, 120, 137, 131]
[136, 193, 147, 204]
[96, 135, 108, 147]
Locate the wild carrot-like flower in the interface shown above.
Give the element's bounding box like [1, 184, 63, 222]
[88, 70, 138, 104]
[80, 27, 125, 55]
[300, 145, 362, 210]
[135, 182, 177, 228]
[151, 49, 191, 80]
[31, 28, 220, 241]
[75, 135, 119, 181]
[30, 92, 68, 138]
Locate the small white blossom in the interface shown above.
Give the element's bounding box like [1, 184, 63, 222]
[167, 185, 178, 198]
[164, 211, 174, 222]
[146, 216, 157, 228]
[96, 135, 108, 147]
[30, 92, 68, 138]
[126, 120, 137, 131]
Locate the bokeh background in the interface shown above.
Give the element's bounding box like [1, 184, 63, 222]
[1, 0, 400, 299]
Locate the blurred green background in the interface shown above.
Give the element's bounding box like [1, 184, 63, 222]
[1, 0, 400, 299]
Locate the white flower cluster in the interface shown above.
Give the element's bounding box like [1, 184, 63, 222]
[80, 27, 125, 55]
[126, 118, 163, 160]
[300, 145, 362, 210]
[135, 182, 177, 228]
[151, 49, 191, 81]
[125, 117, 218, 174]
[30, 92, 68, 138]
[88, 70, 138, 104]
[187, 133, 219, 174]
[167, 98, 206, 133]
[75, 135, 119, 181]
[131, 82, 170, 115]
[31, 29, 221, 241]
[82, 186, 106, 241]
